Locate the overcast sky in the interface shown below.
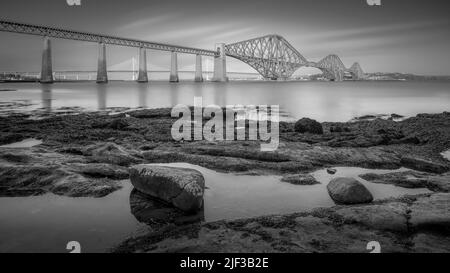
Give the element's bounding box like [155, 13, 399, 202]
[0, 0, 449, 75]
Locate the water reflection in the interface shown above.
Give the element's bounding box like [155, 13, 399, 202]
[129, 189, 204, 226]
[40, 84, 52, 112]
[5, 81, 449, 122]
[137, 84, 148, 108]
[97, 84, 107, 110]
[168, 83, 179, 107]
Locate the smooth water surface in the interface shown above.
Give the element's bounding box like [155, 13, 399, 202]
[0, 138, 43, 148]
[0, 81, 449, 121]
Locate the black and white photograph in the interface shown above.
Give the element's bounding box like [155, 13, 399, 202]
[0, 0, 450, 261]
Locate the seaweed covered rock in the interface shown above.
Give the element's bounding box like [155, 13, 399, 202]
[327, 177, 373, 204]
[294, 118, 323, 134]
[130, 165, 205, 213]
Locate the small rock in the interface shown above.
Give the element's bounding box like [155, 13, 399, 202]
[355, 114, 377, 121]
[294, 118, 323, 134]
[92, 118, 129, 130]
[109, 118, 129, 130]
[327, 177, 373, 204]
[330, 126, 343, 133]
[330, 126, 350, 133]
[281, 174, 320, 185]
[390, 113, 404, 119]
[129, 165, 205, 213]
[327, 168, 337, 175]
[139, 143, 158, 151]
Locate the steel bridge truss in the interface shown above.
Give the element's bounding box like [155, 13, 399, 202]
[313, 54, 347, 81]
[225, 35, 308, 79]
[0, 20, 216, 56]
[348, 62, 364, 80]
[310, 56, 365, 81]
[225, 35, 365, 81]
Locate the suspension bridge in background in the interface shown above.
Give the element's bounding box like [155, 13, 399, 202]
[0, 19, 365, 83]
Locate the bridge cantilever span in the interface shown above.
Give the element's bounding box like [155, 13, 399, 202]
[225, 34, 308, 80]
[225, 34, 365, 81]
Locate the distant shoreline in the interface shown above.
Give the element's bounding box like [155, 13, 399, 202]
[2, 79, 450, 84]
[1, 72, 450, 83]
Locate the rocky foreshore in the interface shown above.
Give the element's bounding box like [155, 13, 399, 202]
[0, 108, 449, 252]
[114, 193, 450, 253]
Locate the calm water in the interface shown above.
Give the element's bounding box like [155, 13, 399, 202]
[1, 81, 450, 121]
[0, 162, 430, 253]
[0, 138, 43, 148]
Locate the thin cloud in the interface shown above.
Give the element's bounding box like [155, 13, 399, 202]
[116, 14, 179, 32]
[305, 20, 450, 44]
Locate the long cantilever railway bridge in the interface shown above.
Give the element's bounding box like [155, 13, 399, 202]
[0, 20, 365, 83]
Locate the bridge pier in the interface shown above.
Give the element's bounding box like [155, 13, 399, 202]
[195, 54, 203, 82]
[40, 36, 53, 84]
[137, 47, 148, 82]
[169, 52, 179, 82]
[96, 42, 108, 83]
[212, 43, 228, 82]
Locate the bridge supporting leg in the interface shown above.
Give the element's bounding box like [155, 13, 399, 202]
[137, 47, 148, 82]
[212, 43, 228, 82]
[96, 42, 108, 83]
[194, 54, 203, 82]
[170, 52, 179, 83]
[40, 36, 53, 84]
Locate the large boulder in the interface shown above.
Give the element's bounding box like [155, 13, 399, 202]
[327, 177, 373, 204]
[129, 165, 205, 213]
[294, 118, 323, 134]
